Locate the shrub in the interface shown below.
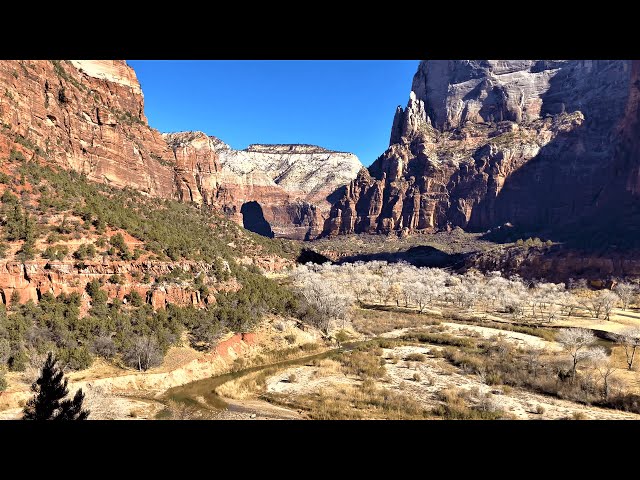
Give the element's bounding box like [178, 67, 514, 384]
[8, 349, 28, 371]
[340, 350, 386, 379]
[284, 334, 296, 344]
[405, 353, 426, 362]
[535, 405, 545, 415]
[73, 243, 96, 261]
[124, 290, 144, 307]
[41, 244, 68, 261]
[57, 346, 93, 371]
[412, 372, 422, 382]
[288, 373, 297, 383]
[91, 336, 117, 359]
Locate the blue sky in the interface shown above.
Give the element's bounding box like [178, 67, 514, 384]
[128, 60, 419, 166]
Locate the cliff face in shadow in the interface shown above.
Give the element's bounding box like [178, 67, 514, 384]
[325, 60, 639, 249]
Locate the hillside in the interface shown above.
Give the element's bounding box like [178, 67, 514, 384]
[0, 61, 360, 240]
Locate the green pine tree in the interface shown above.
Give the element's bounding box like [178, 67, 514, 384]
[23, 352, 89, 420]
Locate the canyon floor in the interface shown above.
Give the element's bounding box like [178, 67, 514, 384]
[3, 274, 640, 420]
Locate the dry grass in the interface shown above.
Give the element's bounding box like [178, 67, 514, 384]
[432, 387, 507, 420]
[310, 358, 342, 377]
[271, 381, 432, 420]
[215, 367, 279, 400]
[351, 308, 440, 336]
[339, 346, 386, 379]
[405, 353, 427, 362]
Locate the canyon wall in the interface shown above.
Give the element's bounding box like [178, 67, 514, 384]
[0, 60, 361, 241]
[326, 60, 637, 245]
[164, 133, 362, 239]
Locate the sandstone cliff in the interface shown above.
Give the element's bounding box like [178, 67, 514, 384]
[165, 133, 362, 239]
[326, 60, 637, 244]
[0, 60, 178, 197]
[0, 61, 361, 241]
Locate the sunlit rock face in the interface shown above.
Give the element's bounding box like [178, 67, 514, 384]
[327, 60, 635, 239]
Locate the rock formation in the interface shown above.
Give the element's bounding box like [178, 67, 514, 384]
[0, 60, 362, 241]
[0, 60, 177, 198]
[326, 60, 637, 243]
[164, 133, 362, 239]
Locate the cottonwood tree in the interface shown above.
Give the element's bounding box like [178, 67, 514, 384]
[411, 282, 431, 313]
[123, 335, 163, 371]
[614, 282, 637, 311]
[617, 327, 640, 370]
[600, 291, 619, 321]
[588, 346, 616, 400]
[295, 273, 354, 335]
[23, 352, 89, 420]
[558, 291, 580, 318]
[556, 328, 597, 380]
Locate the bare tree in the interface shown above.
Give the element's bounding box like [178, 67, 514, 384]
[123, 335, 164, 371]
[411, 282, 431, 313]
[617, 327, 640, 370]
[600, 291, 619, 321]
[588, 346, 616, 400]
[558, 291, 579, 318]
[556, 328, 597, 379]
[614, 282, 637, 311]
[580, 291, 618, 320]
[297, 275, 354, 335]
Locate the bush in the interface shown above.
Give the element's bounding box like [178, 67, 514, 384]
[288, 373, 297, 383]
[57, 346, 93, 371]
[91, 336, 117, 359]
[73, 243, 96, 261]
[124, 290, 144, 307]
[340, 350, 386, 379]
[8, 349, 28, 372]
[535, 405, 545, 415]
[405, 353, 426, 362]
[412, 372, 422, 382]
[41, 244, 69, 261]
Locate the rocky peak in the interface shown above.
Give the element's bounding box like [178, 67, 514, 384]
[389, 91, 433, 145]
[326, 59, 637, 239]
[410, 60, 630, 130]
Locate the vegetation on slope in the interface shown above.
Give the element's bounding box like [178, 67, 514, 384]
[0, 154, 308, 375]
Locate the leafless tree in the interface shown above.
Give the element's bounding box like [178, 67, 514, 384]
[558, 291, 579, 318]
[123, 335, 164, 371]
[411, 283, 431, 313]
[556, 328, 597, 379]
[617, 327, 640, 370]
[523, 347, 543, 378]
[580, 291, 617, 320]
[600, 291, 619, 321]
[588, 346, 616, 400]
[614, 282, 637, 311]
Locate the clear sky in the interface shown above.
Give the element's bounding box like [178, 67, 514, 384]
[128, 60, 419, 166]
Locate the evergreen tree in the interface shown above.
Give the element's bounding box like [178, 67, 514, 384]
[23, 352, 89, 420]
